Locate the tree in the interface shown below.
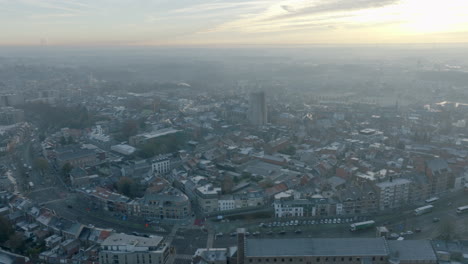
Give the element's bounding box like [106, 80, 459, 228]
[0, 216, 13, 243]
[34, 158, 49, 174]
[221, 175, 234, 194]
[116, 177, 141, 198]
[121, 120, 139, 140]
[8, 232, 25, 253]
[61, 163, 73, 178]
[117, 177, 132, 197]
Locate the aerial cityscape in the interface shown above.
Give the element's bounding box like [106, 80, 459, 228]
[1, 0, 468, 264]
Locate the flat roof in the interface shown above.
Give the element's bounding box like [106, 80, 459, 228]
[387, 240, 437, 261]
[102, 233, 163, 247]
[245, 238, 389, 257]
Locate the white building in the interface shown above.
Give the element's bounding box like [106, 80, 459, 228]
[99, 233, 170, 264]
[375, 178, 411, 210]
[218, 198, 235, 211]
[152, 155, 171, 175]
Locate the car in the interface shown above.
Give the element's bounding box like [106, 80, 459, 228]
[320, 219, 324, 224]
[230, 232, 237, 237]
[216, 232, 224, 237]
[245, 232, 251, 237]
[285, 222, 290, 226]
[332, 219, 337, 224]
[294, 220, 299, 225]
[279, 230, 286, 235]
[337, 218, 341, 224]
[414, 228, 422, 233]
[253, 231, 260, 236]
[259, 223, 265, 227]
[432, 217, 440, 223]
[405, 231, 414, 235]
[267, 231, 273, 235]
[66, 205, 73, 209]
[295, 229, 302, 234]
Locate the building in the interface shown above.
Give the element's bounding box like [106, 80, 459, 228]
[193, 248, 229, 264]
[236, 229, 437, 264]
[425, 159, 454, 196]
[56, 148, 97, 168]
[0, 107, 24, 125]
[195, 184, 221, 214]
[249, 92, 267, 126]
[375, 178, 411, 210]
[152, 155, 171, 175]
[129, 128, 180, 146]
[99, 233, 170, 264]
[111, 144, 136, 156]
[139, 186, 191, 220]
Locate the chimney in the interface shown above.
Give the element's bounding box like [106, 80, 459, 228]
[237, 228, 246, 264]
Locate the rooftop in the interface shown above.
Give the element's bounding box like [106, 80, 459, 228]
[245, 238, 389, 257]
[101, 233, 163, 248]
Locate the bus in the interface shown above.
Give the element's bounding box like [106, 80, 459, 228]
[414, 205, 434, 216]
[425, 197, 439, 204]
[456, 205, 468, 215]
[350, 220, 375, 231]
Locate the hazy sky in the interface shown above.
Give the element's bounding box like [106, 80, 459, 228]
[1, 0, 468, 46]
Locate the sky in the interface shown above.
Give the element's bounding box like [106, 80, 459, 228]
[1, 0, 468, 46]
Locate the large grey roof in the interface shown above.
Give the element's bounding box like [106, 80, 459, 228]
[245, 238, 389, 257]
[387, 240, 437, 261]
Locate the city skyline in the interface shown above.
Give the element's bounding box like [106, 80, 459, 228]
[1, 0, 468, 46]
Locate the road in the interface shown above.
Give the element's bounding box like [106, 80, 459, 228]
[210, 190, 468, 241]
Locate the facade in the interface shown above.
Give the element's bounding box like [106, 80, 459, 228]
[195, 184, 221, 214]
[249, 92, 267, 126]
[56, 148, 97, 168]
[237, 230, 437, 264]
[375, 178, 411, 210]
[0, 107, 24, 125]
[425, 159, 454, 196]
[139, 187, 191, 220]
[99, 233, 170, 264]
[218, 198, 236, 211]
[152, 156, 171, 175]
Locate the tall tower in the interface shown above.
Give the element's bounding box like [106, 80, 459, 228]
[249, 91, 267, 126]
[237, 228, 246, 264]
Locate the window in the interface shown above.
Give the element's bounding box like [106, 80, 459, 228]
[316, 258, 320, 262]
[325, 258, 328, 262]
[249, 259, 253, 263]
[290, 259, 293, 262]
[266, 259, 269, 262]
[372, 257, 375, 261]
[299, 259, 303, 262]
[258, 259, 262, 262]
[380, 257, 384, 261]
[282, 259, 285, 262]
[341, 258, 344, 262]
[349, 258, 352, 261]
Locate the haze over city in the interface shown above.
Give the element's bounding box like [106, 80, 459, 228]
[1, 1, 468, 264]
[2, 0, 468, 45]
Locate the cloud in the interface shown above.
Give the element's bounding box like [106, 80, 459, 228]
[269, 0, 400, 21]
[172, 1, 272, 14]
[204, 0, 401, 34]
